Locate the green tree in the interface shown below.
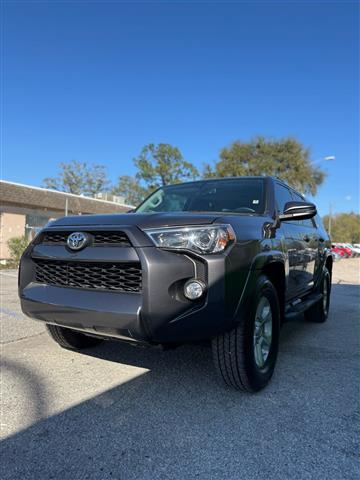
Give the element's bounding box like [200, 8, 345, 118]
[322, 213, 360, 243]
[43, 161, 110, 196]
[112, 175, 151, 206]
[204, 136, 326, 195]
[7, 236, 29, 265]
[134, 143, 199, 189]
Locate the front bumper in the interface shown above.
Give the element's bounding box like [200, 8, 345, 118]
[19, 225, 244, 344]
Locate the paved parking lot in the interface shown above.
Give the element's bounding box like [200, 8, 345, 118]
[1, 260, 359, 479]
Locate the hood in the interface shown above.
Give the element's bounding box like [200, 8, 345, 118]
[48, 212, 220, 230]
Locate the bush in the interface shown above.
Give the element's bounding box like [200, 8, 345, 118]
[7, 236, 29, 265]
[323, 213, 360, 243]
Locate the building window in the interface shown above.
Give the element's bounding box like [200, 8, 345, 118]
[25, 215, 50, 240]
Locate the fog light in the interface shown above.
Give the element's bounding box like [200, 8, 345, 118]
[184, 279, 206, 300]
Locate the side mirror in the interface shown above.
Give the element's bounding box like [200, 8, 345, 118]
[279, 201, 317, 221]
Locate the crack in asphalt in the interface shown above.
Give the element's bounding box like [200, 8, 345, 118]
[1, 331, 46, 346]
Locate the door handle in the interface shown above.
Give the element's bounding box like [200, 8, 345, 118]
[303, 235, 310, 242]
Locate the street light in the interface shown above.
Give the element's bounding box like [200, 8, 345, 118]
[328, 202, 333, 237]
[310, 156, 336, 235]
[316, 155, 336, 236]
[312, 155, 336, 165]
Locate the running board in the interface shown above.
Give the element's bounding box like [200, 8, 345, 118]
[284, 293, 323, 322]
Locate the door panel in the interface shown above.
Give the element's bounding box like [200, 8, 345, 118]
[291, 223, 318, 293]
[274, 183, 299, 300]
[288, 224, 306, 296]
[274, 183, 319, 299]
[290, 192, 319, 293]
[275, 222, 297, 300]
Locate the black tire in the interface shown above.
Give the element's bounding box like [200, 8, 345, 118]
[46, 324, 103, 350]
[304, 267, 331, 323]
[212, 275, 280, 392]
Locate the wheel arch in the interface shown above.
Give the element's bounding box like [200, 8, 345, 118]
[261, 260, 286, 322]
[232, 252, 286, 328]
[325, 254, 333, 280]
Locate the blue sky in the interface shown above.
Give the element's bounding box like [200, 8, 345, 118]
[2, 0, 358, 216]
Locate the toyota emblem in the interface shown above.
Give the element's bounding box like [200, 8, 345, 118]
[67, 232, 89, 251]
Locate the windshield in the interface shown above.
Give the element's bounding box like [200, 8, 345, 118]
[136, 178, 265, 214]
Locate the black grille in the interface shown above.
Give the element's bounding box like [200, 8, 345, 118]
[34, 260, 142, 292]
[41, 231, 131, 247]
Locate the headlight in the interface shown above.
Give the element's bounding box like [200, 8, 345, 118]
[144, 224, 236, 254]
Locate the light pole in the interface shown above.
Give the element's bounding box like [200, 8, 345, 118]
[328, 202, 333, 237]
[312, 155, 335, 237]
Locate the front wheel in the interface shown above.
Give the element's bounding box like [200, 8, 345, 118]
[46, 324, 103, 350]
[212, 275, 280, 392]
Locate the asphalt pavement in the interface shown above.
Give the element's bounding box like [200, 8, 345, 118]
[1, 260, 359, 479]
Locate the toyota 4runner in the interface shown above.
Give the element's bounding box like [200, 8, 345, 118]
[19, 176, 332, 392]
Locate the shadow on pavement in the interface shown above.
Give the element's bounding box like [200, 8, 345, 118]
[1, 284, 359, 480]
[1, 359, 50, 424]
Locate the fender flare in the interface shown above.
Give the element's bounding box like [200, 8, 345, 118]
[232, 251, 286, 325]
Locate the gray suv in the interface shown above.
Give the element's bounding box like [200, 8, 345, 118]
[19, 176, 332, 392]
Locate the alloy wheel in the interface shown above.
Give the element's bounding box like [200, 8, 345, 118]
[253, 296, 273, 368]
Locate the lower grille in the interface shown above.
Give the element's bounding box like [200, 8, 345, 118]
[34, 260, 142, 293]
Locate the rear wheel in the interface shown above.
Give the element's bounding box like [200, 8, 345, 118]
[305, 267, 331, 323]
[212, 275, 280, 392]
[46, 324, 103, 350]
